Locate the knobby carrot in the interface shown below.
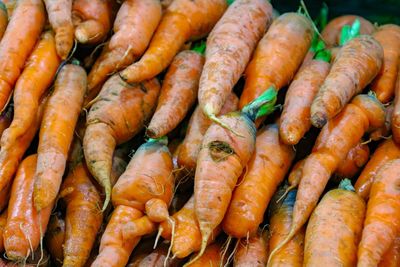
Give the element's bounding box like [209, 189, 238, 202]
[83, 76, 160, 211]
[234, 230, 269, 267]
[379, 236, 400, 267]
[119, 0, 227, 83]
[358, 159, 400, 266]
[198, 0, 272, 119]
[146, 50, 204, 138]
[370, 25, 400, 103]
[354, 137, 400, 200]
[86, 0, 162, 96]
[223, 124, 295, 238]
[186, 242, 225, 267]
[268, 189, 305, 267]
[44, 212, 65, 265]
[0, 209, 6, 252]
[391, 69, 400, 144]
[33, 63, 87, 212]
[304, 179, 365, 266]
[177, 92, 238, 172]
[4, 154, 53, 261]
[334, 141, 370, 180]
[0, 31, 60, 148]
[0, 0, 45, 113]
[44, 0, 74, 59]
[0, 2, 8, 40]
[311, 35, 383, 127]
[239, 12, 313, 109]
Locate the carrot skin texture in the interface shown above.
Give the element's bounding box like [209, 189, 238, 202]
[61, 163, 103, 267]
[334, 142, 370, 180]
[147, 50, 204, 138]
[280, 59, 330, 145]
[0, 4, 8, 40]
[311, 35, 383, 128]
[44, 0, 74, 59]
[119, 0, 228, 83]
[0, 106, 12, 139]
[0, 0, 45, 112]
[199, 0, 272, 117]
[223, 124, 295, 238]
[44, 213, 65, 264]
[370, 25, 400, 103]
[33, 64, 87, 211]
[391, 69, 400, 144]
[4, 154, 53, 261]
[234, 231, 269, 267]
[1, 31, 60, 148]
[357, 159, 400, 266]
[355, 138, 400, 200]
[186, 243, 224, 267]
[86, 0, 162, 94]
[379, 236, 400, 267]
[304, 188, 366, 266]
[0, 209, 7, 252]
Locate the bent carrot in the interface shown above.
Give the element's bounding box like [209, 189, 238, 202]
[44, 212, 65, 265]
[0, 2, 7, 40]
[119, 0, 227, 83]
[239, 12, 313, 109]
[379, 236, 400, 267]
[83, 76, 160, 211]
[234, 230, 269, 267]
[44, 0, 74, 59]
[0, 0, 45, 113]
[304, 179, 365, 266]
[0, 209, 7, 252]
[334, 141, 370, 180]
[198, 0, 272, 119]
[86, 0, 161, 95]
[311, 35, 383, 127]
[223, 124, 295, 238]
[391, 69, 400, 144]
[147, 49, 204, 138]
[4, 154, 53, 261]
[358, 159, 400, 266]
[33, 63, 87, 212]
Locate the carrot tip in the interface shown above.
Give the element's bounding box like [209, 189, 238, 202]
[183, 228, 211, 266]
[267, 228, 296, 266]
[101, 185, 111, 212]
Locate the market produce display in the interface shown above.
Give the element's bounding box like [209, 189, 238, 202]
[0, 0, 399, 266]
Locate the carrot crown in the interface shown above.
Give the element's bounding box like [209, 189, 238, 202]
[147, 136, 168, 146]
[241, 86, 277, 121]
[339, 19, 361, 46]
[70, 58, 81, 66]
[191, 40, 206, 55]
[0, 1, 7, 15]
[339, 178, 355, 192]
[313, 40, 331, 62]
[226, 0, 235, 5]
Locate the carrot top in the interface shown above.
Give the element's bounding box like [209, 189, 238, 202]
[242, 86, 277, 121]
[339, 19, 361, 46]
[191, 40, 206, 55]
[313, 41, 331, 62]
[226, 0, 235, 5]
[0, 1, 7, 14]
[147, 136, 168, 146]
[338, 178, 355, 192]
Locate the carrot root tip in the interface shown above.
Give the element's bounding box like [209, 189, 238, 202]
[267, 228, 296, 266]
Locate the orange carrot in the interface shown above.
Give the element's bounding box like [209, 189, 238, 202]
[223, 124, 295, 238]
[310, 35, 383, 127]
[280, 58, 330, 145]
[198, 0, 272, 120]
[146, 50, 204, 138]
[0, 0, 45, 113]
[4, 154, 53, 261]
[86, 0, 162, 95]
[391, 69, 400, 144]
[0, 105, 12, 139]
[177, 92, 238, 172]
[127, 243, 183, 267]
[0, 209, 7, 252]
[358, 159, 400, 266]
[334, 141, 370, 180]
[60, 163, 102, 267]
[186, 242, 225, 267]
[83, 76, 160, 211]
[0, 31, 60, 148]
[371, 103, 393, 141]
[239, 12, 313, 109]
[0, 2, 8, 40]
[44, 0, 74, 59]
[33, 63, 87, 212]
[44, 212, 65, 265]
[355, 137, 400, 200]
[119, 0, 227, 83]
[234, 230, 269, 267]
[379, 236, 400, 267]
[370, 25, 400, 103]
[304, 179, 365, 266]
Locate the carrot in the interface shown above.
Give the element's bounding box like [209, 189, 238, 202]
[0, 31, 60, 148]
[391, 69, 400, 144]
[304, 179, 365, 266]
[233, 230, 269, 267]
[146, 49, 204, 138]
[0, 209, 7, 252]
[371, 103, 393, 141]
[4, 154, 53, 261]
[379, 236, 400, 267]
[0, 2, 8, 40]
[370, 25, 400, 103]
[189, 88, 277, 264]
[334, 141, 370, 180]
[59, 163, 102, 267]
[0, 104, 12, 139]
[127, 243, 183, 267]
[197, 0, 272, 120]
[119, 0, 228, 84]
[83, 76, 160, 211]
[72, 0, 115, 45]
[358, 159, 400, 266]
[321, 15, 375, 47]
[186, 242, 225, 267]
[44, 0, 74, 59]
[268, 188, 305, 267]
[268, 94, 385, 263]
[355, 138, 400, 200]
[44, 212, 65, 265]
[223, 123, 295, 238]
[177, 92, 238, 172]
[239, 12, 313, 109]
[0, 0, 45, 113]
[33, 63, 87, 212]
[310, 35, 383, 127]
[279, 58, 330, 145]
[86, 0, 162, 96]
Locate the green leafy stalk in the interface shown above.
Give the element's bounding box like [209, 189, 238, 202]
[226, 0, 235, 5]
[147, 136, 168, 146]
[242, 86, 277, 121]
[315, 3, 328, 31]
[339, 19, 361, 46]
[191, 40, 206, 55]
[314, 49, 331, 62]
[338, 178, 355, 192]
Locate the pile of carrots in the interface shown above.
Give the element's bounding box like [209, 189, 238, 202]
[0, 0, 399, 266]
